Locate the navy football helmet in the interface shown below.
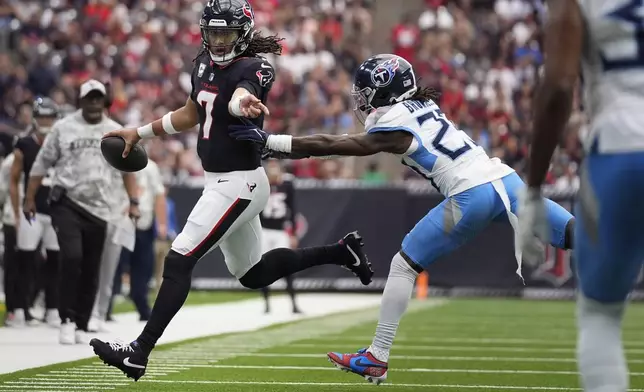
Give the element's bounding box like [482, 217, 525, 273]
[32, 97, 60, 134]
[351, 54, 418, 124]
[200, 0, 255, 63]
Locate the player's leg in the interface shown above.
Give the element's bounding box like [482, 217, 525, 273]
[88, 222, 121, 332]
[15, 213, 44, 326]
[90, 173, 265, 380]
[328, 183, 501, 384]
[41, 214, 60, 327]
[574, 153, 644, 392]
[260, 229, 275, 313]
[3, 224, 17, 326]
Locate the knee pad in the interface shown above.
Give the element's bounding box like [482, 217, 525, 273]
[238, 262, 266, 290]
[391, 252, 421, 283]
[162, 250, 198, 281]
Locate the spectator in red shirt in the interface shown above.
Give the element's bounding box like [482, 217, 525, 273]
[391, 13, 419, 64]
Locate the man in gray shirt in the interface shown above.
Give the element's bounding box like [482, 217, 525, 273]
[24, 80, 139, 345]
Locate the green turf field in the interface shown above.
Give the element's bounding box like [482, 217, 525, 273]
[2, 297, 644, 391]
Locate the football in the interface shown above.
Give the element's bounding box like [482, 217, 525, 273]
[100, 136, 148, 172]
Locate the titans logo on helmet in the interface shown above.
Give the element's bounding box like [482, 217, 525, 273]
[370, 57, 400, 87]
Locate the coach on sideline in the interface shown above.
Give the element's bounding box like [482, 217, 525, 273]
[24, 79, 140, 345]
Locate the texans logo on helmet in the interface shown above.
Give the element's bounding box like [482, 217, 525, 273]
[370, 57, 400, 87]
[256, 69, 274, 87]
[243, 4, 253, 19]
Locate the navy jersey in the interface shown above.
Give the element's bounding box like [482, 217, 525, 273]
[15, 135, 51, 214]
[260, 177, 295, 231]
[190, 52, 276, 172]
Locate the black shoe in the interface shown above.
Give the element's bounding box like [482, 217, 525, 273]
[339, 231, 373, 285]
[90, 338, 148, 381]
[293, 307, 302, 314]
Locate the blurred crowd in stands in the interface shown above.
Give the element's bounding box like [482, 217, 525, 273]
[0, 0, 582, 189]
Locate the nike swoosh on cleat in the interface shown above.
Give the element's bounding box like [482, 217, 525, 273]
[123, 357, 145, 369]
[346, 244, 362, 267]
[354, 358, 387, 368]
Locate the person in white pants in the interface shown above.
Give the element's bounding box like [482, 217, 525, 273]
[88, 165, 135, 333]
[10, 98, 61, 327]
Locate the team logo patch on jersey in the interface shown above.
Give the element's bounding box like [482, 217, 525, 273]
[198, 63, 206, 78]
[256, 69, 274, 87]
[370, 57, 400, 87]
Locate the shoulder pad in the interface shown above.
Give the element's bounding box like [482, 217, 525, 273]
[365, 103, 410, 133]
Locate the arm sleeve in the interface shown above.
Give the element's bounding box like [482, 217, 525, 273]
[236, 59, 276, 102]
[30, 125, 61, 177]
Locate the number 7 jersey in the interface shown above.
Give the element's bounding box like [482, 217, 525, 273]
[190, 51, 276, 173]
[366, 100, 514, 196]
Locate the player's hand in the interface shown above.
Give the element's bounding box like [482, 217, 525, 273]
[261, 148, 311, 160]
[229, 124, 269, 146]
[23, 198, 36, 224]
[517, 186, 549, 267]
[157, 223, 168, 240]
[289, 235, 298, 249]
[239, 95, 270, 118]
[128, 204, 141, 221]
[102, 128, 141, 158]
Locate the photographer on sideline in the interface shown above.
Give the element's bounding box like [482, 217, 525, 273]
[25, 80, 140, 345]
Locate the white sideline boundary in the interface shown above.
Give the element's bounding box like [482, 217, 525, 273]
[0, 293, 382, 374]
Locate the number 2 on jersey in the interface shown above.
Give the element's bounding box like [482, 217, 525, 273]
[417, 110, 474, 160]
[197, 90, 217, 139]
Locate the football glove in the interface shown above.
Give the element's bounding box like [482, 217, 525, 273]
[229, 124, 268, 147]
[517, 186, 550, 267]
[261, 148, 311, 160]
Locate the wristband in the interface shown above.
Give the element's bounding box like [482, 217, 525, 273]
[266, 135, 292, 153]
[129, 198, 139, 206]
[136, 123, 154, 139]
[162, 112, 179, 135]
[230, 95, 244, 117]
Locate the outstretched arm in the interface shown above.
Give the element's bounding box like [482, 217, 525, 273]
[526, 0, 583, 188]
[278, 131, 412, 157]
[290, 132, 410, 156]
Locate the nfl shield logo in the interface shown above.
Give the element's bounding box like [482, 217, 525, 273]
[209, 73, 214, 81]
[198, 63, 206, 78]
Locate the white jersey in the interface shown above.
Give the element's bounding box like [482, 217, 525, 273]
[365, 100, 514, 196]
[578, 0, 644, 153]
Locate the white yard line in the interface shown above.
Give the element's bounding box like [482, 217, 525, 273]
[144, 363, 644, 376]
[138, 379, 644, 391]
[287, 342, 644, 354]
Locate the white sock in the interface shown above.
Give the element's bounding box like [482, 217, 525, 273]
[577, 293, 628, 392]
[369, 252, 419, 363]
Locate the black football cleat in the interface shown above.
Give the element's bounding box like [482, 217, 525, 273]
[339, 231, 373, 285]
[90, 338, 148, 381]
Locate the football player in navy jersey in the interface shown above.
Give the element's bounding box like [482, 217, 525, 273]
[90, 0, 372, 380]
[259, 159, 300, 314]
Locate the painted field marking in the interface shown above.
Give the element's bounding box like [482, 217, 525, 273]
[138, 379, 644, 391]
[286, 343, 644, 354]
[149, 363, 644, 376]
[224, 351, 644, 365]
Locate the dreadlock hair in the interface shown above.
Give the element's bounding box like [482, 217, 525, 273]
[193, 32, 284, 62]
[245, 32, 284, 57]
[410, 86, 441, 102]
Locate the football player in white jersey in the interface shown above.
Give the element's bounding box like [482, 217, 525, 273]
[518, 1, 644, 390]
[230, 53, 576, 384]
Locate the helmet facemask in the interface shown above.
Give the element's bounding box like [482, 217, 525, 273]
[33, 115, 57, 135]
[200, 22, 253, 63]
[351, 84, 376, 125]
